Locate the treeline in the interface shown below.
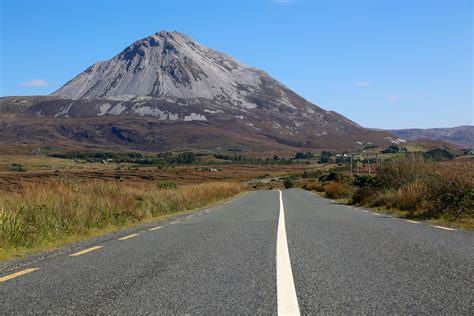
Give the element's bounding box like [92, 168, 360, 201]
[380, 146, 456, 160]
[49, 151, 198, 165]
[49, 151, 144, 161]
[213, 154, 293, 165]
[47, 147, 460, 167]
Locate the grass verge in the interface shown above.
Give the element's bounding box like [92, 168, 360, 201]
[0, 179, 245, 260]
[300, 157, 474, 230]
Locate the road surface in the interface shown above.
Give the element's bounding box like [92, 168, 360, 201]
[1, 189, 473, 314]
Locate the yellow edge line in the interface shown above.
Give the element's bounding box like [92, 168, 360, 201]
[70, 246, 103, 257]
[118, 233, 140, 240]
[0, 268, 39, 283]
[148, 226, 162, 231]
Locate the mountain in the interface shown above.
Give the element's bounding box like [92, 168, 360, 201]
[0, 31, 396, 153]
[389, 126, 474, 149]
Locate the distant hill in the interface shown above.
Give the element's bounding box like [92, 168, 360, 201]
[389, 126, 474, 149]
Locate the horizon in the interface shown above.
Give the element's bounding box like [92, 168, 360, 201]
[1, 0, 472, 129]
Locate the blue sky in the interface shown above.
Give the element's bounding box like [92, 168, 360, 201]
[1, 0, 472, 129]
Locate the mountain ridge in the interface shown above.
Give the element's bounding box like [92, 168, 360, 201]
[0, 31, 398, 153]
[388, 125, 474, 149]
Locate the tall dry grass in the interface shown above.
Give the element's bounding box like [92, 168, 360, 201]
[309, 156, 473, 225]
[0, 180, 245, 250]
[377, 155, 435, 189]
[359, 157, 473, 220]
[324, 181, 354, 199]
[426, 160, 474, 219]
[397, 181, 426, 214]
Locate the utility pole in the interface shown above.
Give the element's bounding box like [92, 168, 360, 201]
[356, 156, 359, 175]
[368, 155, 371, 175]
[350, 154, 353, 178]
[376, 153, 379, 175]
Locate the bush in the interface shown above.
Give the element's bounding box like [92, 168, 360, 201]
[381, 145, 400, 154]
[294, 152, 314, 159]
[302, 170, 323, 179]
[283, 177, 294, 189]
[302, 180, 320, 191]
[396, 181, 426, 215]
[319, 171, 344, 183]
[325, 181, 355, 199]
[318, 151, 333, 164]
[368, 190, 398, 209]
[424, 148, 454, 160]
[353, 174, 381, 189]
[377, 155, 433, 189]
[352, 187, 377, 205]
[8, 164, 27, 172]
[426, 167, 474, 219]
[159, 181, 177, 189]
[357, 157, 473, 220]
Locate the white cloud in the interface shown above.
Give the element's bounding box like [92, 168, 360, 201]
[17, 79, 49, 88]
[386, 95, 399, 102]
[353, 81, 370, 88]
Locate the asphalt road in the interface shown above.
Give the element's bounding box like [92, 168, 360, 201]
[1, 189, 473, 314]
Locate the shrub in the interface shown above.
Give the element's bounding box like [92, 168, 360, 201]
[294, 152, 314, 159]
[353, 174, 381, 189]
[302, 180, 319, 191]
[424, 148, 454, 160]
[369, 190, 398, 209]
[396, 181, 426, 215]
[377, 155, 433, 189]
[348, 157, 474, 222]
[381, 145, 400, 154]
[319, 151, 333, 164]
[319, 171, 343, 183]
[159, 181, 177, 189]
[8, 164, 27, 172]
[352, 187, 377, 205]
[302, 170, 323, 179]
[426, 166, 474, 219]
[325, 181, 355, 199]
[283, 177, 294, 189]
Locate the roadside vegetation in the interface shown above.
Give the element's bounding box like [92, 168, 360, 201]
[0, 180, 245, 259]
[299, 156, 474, 229]
[47, 150, 313, 166]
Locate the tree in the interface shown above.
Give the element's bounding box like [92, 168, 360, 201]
[381, 145, 400, 154]
[424, 148, 454, 160]
[319, 151, 333, 164]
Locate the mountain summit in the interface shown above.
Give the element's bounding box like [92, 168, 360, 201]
[1, 31, 396, 152]
[54, 31, 263, 105]
[52, 30, 335, 122]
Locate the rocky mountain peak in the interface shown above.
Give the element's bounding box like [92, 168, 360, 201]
[53, 31, 262, 102]
[18, 31, 402, 152]
[0, 31, 397, 152]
